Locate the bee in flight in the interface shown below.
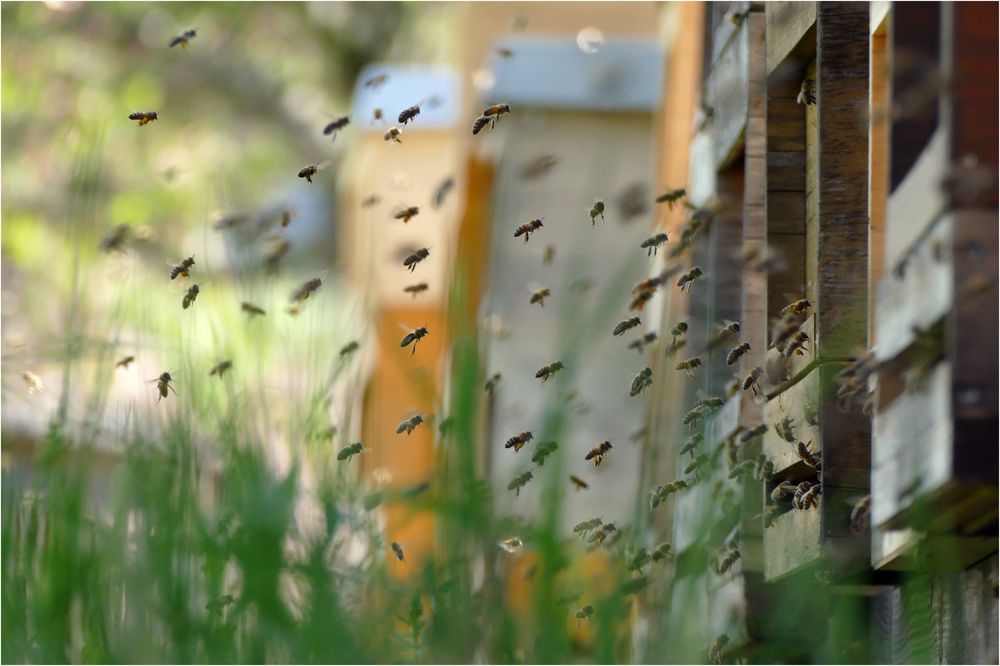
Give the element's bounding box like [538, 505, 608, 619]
[169, 256, 195, 280]
[575, 605, 595, 629]
[507, 470, 534, 496]
[742, 366, 764, 397]
[613, 316, 641, 336]
[323, 116, 350, 139]
[669, 321, 688, 344]
[169, 28, 197, 48]
[676, 266, 704, 292]
[514, 218, 544, 242]
[585, 440, 613, 467]
[504, 431, 533, 453]
[630, 367, 653, 396]
[521, 154, 559, 180]
[654, 188, 687, 209]
[472, 103, 511, 135]
[396, 414, 424, 435]
[363, 72, 388, 90]
[338, 340, 360, 359]
[290, 277, 322, 302]
[100, 224, 131, 253]
[640, 232, 669, 256]
[630, 288, 654, 312]
[588, 200, 606, 225]
[398, 100, 424, 125]
[400, 325, 429, 354]
[797, 78, 816, 105]
[726, 342, 751, 366]
[361, 194, 381, 208]
[148, 371, 179, 402]
[390, 542, 405, 562]
[371, 107, 385, 124]
[115, 355, 135, 369]
[529, 287, 551, 307]
[569, 475, 590, 491]
[628, 331, 658, 353]
[181, 284, 200, 309]
[280, 210, 298, 228]
[394, 206, 420, 223]
[22, 371, 43, 394]
[779, 298, 812, 319]
[535, 361, 564, 382]
[337, 442, 364, 462]
[297, 161, 330, 183]
[531, 440, 558, 466]
[738, 424, 768, 444]
[403, 282, 429, 297]
[675, 356, 703, 378]
[403, 247, 430, 271]
[128, 111, 158, 126]
[241, 301, 266, 317]
[484, 372, 502, 394]
[384, 126, 403, 143]
[208, 360, 232, 378]
[433, 177, 455, 208]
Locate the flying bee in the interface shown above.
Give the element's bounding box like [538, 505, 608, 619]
[770, 480, 798, 503]
[575, 605, 594, 629]
[535, 361, 564, 382]
[514, 218, 544, 242]
[652, 543, 674, 563]
[432, 177, 455, 208]
[531, 440, 558, 466]
[585, 440, 613, 467]
[669, 321, 688, 344]
[361, 194, 381, 208]
[115, 355, 135, 369]
[182, 284, 200, 309]
[738, 424, 768, 444]
[799, 484, 821, 509]
[21, 371, 43, 394]
[504, 431, 533, 453]
[521, 154, 559, 180]
[742, 366, 764, 396]
[390, 542, 405, 562]
[471, 115, 492, 135]
[640, 232, 669, 256]
[570, 475, 589, 491]
[613, 316, 641, 336]
[683, 405, 706, 430]
[384, 126, 403, 143]
[170, 256, 196, 280]
[336, 441, 364, 462]
[675, 356, 703, 378]
[403, 282, 429, 297]
[209, 360, 232, 378]
[264, 238, 291, 274]
[850, 495, 872, 535]
[400, 325, 429, 354]
[396, 414, 424, 435]
[100, 224, 131, 253]
[726, 342, 751, 366]
[632, 277, 659, 294]
[797, 78, 816, 105]
[683, 454, 708, 476]
[573, 517, 602, 536]
[679, 434, 702, 457]
[616, 182, 649, 221]
[629, 289, 654, 312]
[774, 416, 795, 443]
[290, 277, 322, 302]
[338, 340, 360, 359]
[397, 100, 424, 125]
[322, 115, 350, 139]
[588, 200, 606, 225]
[529, 287, 551, 307]
[543, 244, 556, 264]
[507, 470, 534, 496]
[363, 72, 388, 89]
[627, 331, 658, 353]
[148, 371, 179, 402]
[482, 103, 511, 123]
[403, 247, 430, 271]
[779, 298, 812, 318]
[676, 266, 704, 292]
[654, 188, 686, 209]
[782, 330, 810, 357]
[128, 111, 158, 126]
[714, 547, 740, 575]
[394, 206, 420, 223]
[372, 107, 384, 124]
[168, 28, 197, 48]
[297, 160, 330, 183]
[797, 441, 822, 471]
[628, 547, 651, 575]
[708, 320, 741, 349]
[630, 367, 653, 397]
[241, 301, 266, 317]
[792, 481, 815, 510]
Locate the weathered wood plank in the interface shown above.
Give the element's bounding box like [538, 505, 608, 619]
[767, 191, 806, 233]
[706, 17, 750, 169]
[765, 2, 817, 76]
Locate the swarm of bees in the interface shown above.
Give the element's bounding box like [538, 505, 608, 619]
[169, 29, 197, 48]
[129, 111, 158, 126]
[584, 440, 613, 467]
[514, 218, 544, 242]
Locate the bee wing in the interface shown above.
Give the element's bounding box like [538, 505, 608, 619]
[316, 160, 332, 171]
[398, 322, 417, 333]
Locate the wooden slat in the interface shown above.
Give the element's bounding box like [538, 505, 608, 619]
[706, 19, 750, 168]
[765, 2, 817, 76]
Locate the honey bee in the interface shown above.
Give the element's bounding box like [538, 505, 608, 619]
[779, 298, 812, 318]
[675, 356, 703, 378]
[738, 424, 767, 444]
[774, 415, 795, 443]
[323, 116, 350, 139]
[630, 367, 653, 396]
[241, 301, 266, 317]
[403, 282, 429, 297]
[371, 107, 384, 124]
[683, 404, 706, 430]
[209, 360, 232, 377]
[742, 366, 763, 396]
[182, 284, 200, 309]
[504, 431, 533, 453]
[400, 326, 429, 354]
[128, 111, 158, 126]
[535, 361, 564, 382]
[676, 266, 704, 292]
[543, 244, 556, 264]
[669, 322, 688, 344]
[384, 126, 403, 143]
[338, 340, 360, 359]
[714, 547, 740, 575]
[588, 200, 605, 225]
[100, 224, 131, 253]
[797, 78, 816, 106]
[613, 316, 641, 336]
[708, 320, 741, 349]
[654, 188, 686, 209]
[432, 177, 455, 208]
[482, 103, 511, 124]
[336, 441, 364, 462]
[585, 440, 613, 467]
[589, 522, 617, 546]
[529, 287, 551, 307]
[679, 433, 702, 457]
[640, 232, 669, 256]
[797, 441, 822, 471]
[627, 332, 658, 353]
[627, 547, 651, 575]
[396, 414, 424, 435]
[148, 371, 179, 402]
[290, 277, 322, 302]
[521, 154, 559, 180]
[683, 454, 708, 475]
[297, 161, 330, 183]
[508, 470, 534, 496]
[394, 206, 420, 223]
[170, 256, 196, 280]
[403, 247, 430, 271]
[115, 355, 135, 369]
[471, 115, 492, 135]
[531, 440, 558, 466]
[728, 459, 756, 481]
[726, 342, 751, 366]
[569, 475, 589, 491]
[781, 330, 809, 357]
[652, 542, 674, 562]
[574, 604, 594, 628]
[21, 371, 43, 394]
[390, 541, 405, 562]
[484, 373, 502, 394]
[168, 28, 197, 48]
[629, 288, 655, 312]
[770, 480, 797, 503]
[264, 238, 291, 274]
[364, 72, 388, 89]
[514, 218, 544, 242]
[397, 101, 424, 125]
[573, 517, 602, 536]
[794, 481, 821, 510]
[850, 495, 871, 535]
